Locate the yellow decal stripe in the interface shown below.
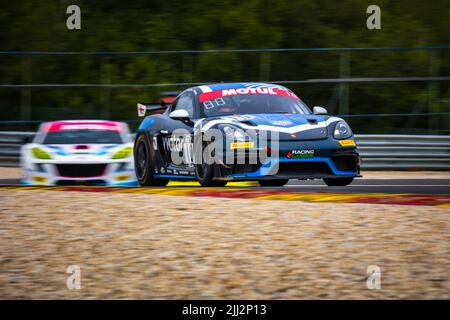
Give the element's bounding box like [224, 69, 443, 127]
[339, 140, 356, 147]
[230, 142, 254, 149]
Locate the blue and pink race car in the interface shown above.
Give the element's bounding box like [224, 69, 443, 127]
[134, 82, 360, 187]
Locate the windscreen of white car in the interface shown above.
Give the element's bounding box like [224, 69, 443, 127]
[42, 130, 123, 144]
[202, 94, 312, 117]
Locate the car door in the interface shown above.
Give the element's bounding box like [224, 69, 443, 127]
[161, 92, 195, 174]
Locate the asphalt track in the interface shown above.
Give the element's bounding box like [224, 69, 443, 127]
[1, 178, 449, 195]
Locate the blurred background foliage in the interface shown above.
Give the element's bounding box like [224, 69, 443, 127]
[0, 0, 449, 133]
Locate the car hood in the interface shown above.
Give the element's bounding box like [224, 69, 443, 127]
[198, 114, 342, 140]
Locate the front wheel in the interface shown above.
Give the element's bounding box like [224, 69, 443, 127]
[195, 142, 227, 187]
[258, 179, 289, 187]
[323, 177, 354, 186]
[134, 134, 169, 187]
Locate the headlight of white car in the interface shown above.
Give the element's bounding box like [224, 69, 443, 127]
[31, 147, 53, 159]
[334, 121, 353, 140]
[111, 146, 133, 159]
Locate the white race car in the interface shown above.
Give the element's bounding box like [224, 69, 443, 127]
[21, 120, 137, 186]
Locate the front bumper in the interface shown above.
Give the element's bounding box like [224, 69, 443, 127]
[218, 157, 361, 181]
[215, 139, 361, 181]
[22, 161, 137, 186]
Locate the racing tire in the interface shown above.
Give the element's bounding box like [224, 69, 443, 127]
[323, 177, 354, 186]
[258, 179, 289, 187]
[134, 133, 169, 187]
[195, 142, 227, 187]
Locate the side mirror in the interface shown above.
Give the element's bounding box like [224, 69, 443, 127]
[313, 106, 328, 115]
[22, 134, 34, 144]
[169, 109, 190, 120]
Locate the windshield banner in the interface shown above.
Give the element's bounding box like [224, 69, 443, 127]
[199, 87, 300, 103]
[43, 121, 125, 132]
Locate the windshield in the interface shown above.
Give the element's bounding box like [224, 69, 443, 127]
[201, 94, 311, 117]
[42, 130, 123, 144]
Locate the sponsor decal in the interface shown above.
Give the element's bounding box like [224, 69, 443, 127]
[45, 121, 123, 132]
[115, 175, 130, 182]
[270, 120, 292, 126]
[32, 176, 48, 183]
[163, 135, 194, 165]
[163, 136, 184, 153]
[230, 142, 254, 149]
[228, 115, 255, 121]
[287, 149, 315, 159]
[60, 124, 115, 131]
[339, 140, 356, 147]
[200, 87, 300, 103]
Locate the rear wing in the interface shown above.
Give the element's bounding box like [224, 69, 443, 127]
[137, 103, 168, 117]
[160, 91, 180, 103]
[160, 91, 181, 97]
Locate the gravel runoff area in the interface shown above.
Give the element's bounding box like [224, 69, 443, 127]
[0, 189, 448, 299]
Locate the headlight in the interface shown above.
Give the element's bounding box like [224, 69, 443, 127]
[222, 125, 247, 141]
[334, 121, 353, 140]
[112, 146, 133, 159]
[31, 147, 52, 159]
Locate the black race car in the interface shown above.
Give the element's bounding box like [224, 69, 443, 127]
[134, 82, 360, 187]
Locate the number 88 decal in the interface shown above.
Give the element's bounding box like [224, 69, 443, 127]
[204, 98, 226, 109]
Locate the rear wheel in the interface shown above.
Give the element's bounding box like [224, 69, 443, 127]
[258, 179, 289, 187]
[195, 142, 227, 187]
[323, 177, 353, 186]
[134, 134, 169, 187]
